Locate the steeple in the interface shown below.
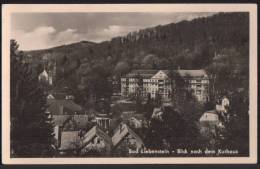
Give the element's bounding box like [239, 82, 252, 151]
[38, 69, 49, 83]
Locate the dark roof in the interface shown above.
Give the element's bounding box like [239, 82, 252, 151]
[73, 115, 89, 129]
[53, 115, 89, 129]
[50, 92, 67, 99]
[121, 112, 145, 123]
[47, 99, 83, 115]
[123, 69, 207, 79]
[96, 113, 112, 118]
[177, 69, 208, 78]
[53, 115, 71, 126]
[125, 70, 158, 78]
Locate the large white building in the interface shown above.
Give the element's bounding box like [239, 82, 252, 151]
[121, 69, 210, 102]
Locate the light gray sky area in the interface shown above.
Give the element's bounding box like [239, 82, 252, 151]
[11, 12, 216, 50]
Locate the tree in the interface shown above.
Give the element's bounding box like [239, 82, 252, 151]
[144, 105, 201, 152]
[217, 90, 249, 156]
[10, 40, 55, 157]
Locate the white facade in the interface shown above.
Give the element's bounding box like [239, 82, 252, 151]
[121, 69, 210, 102]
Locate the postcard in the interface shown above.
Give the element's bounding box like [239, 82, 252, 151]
[2, 4, 257, 164]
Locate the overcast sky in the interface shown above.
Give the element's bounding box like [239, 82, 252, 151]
[11, 12, 215, 50]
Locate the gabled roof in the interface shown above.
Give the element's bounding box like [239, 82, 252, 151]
[53, 115, 89, 129]
[112, 123, 144, 147]
[81, 126, 112, 147]
[199, 110, 219, 124]
[151, 70, 169, 79]
[47, 99, 83, 115]
[53, 115, 71, 126]
[59, 131, 80, 151]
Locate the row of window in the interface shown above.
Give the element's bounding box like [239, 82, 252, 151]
[121, 78, 171, 83]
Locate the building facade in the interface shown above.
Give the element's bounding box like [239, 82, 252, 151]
[121, 69, 209, 102]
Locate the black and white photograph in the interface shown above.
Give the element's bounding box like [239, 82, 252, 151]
[2, 4, 257, 164]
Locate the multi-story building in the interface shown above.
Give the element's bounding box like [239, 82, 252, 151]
[121, 69, 209, 102]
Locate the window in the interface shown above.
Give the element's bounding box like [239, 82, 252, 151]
[196, 84, 201, 88]
[196, 90, 201, 95]
[204, 85, 209, 90]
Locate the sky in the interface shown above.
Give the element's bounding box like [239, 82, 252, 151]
[11, 12, 215, 50]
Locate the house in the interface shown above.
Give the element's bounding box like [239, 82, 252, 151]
[47, 98, 84, 115]
[216, 96, 230, 113]
[151, 107, 164, 121]
[129, 117, 142, 128]
[199, 110, 219, 124]
[112, 123, 144, 156]
[47, 93, 55, 99]
[58, 131, 81, 155]
[199, 110, 220, 137]
[121, 69, 209, 102]
[95, 113, 112, 131]
[222, 96, 230, 107]
[81, 126, 112, 156]
[121, 112, 146, 128]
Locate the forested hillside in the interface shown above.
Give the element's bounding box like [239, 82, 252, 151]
[26, 12, 249, 103]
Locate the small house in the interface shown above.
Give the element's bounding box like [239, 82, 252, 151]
[199, 110, 220, 138]
[58, 131, 81, 156]
[81, 126, 112, 156]
[112, 123, 144, 156]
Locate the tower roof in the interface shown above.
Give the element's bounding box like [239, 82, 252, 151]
[38, 69, 49, 81]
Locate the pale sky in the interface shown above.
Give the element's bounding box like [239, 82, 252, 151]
[11, 12, 215, 50]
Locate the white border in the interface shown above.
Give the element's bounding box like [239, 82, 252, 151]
[2, 4, 258, 164]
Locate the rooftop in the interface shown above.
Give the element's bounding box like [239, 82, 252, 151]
[81, 126, 112, 147]
[47, 99, 83, 115]
[112, 123, 144, 147]
[125, 69, 158, 78]
[123, 69, 208, 79]
[177, 69, 208, 78]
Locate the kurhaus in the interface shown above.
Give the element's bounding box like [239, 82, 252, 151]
[121, 69, 210, 102]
